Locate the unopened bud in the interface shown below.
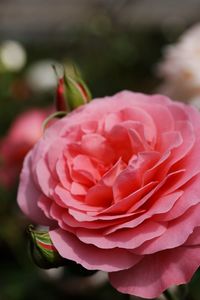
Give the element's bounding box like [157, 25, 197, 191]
[64, 73, 92, 110]
[28, 226, 97, 276]
[54, 65, 92, 112]
[28, 226, 66, 269]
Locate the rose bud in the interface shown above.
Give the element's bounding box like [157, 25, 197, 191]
[29, 226, 97, 276]
[55, 68, 92, 112]
[64, 72, 92, 110]
[28, 226, 66, 269]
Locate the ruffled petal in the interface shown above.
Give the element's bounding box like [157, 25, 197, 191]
[50, 228, 142, 272]
[17, 152, 52, 225]
[109, 245, 200, 299]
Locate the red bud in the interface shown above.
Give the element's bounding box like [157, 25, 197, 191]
[55, 78, 68, 112]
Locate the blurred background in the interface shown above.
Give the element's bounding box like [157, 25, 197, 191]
[1, 1, 200, 299]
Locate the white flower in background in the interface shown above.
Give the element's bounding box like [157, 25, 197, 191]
[0, 40, 26, 71]
[26, 60, 63, 92]
[157, 23, 200, 102]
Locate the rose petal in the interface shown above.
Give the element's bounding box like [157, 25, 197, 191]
[119, 107, 156, 142]
[76, 221, 166, 249]
[17, 152, 52, 225]
[109, 245, 200, 299]
[85, 184, 113, 206]
[54, 185, 103, 212]
[139, 103, 175, 136]
[56, 157, 72, 190]
[50, 229, 142, 272]
[72, 154, 101, 183]
[134, 203, 200, 254]
[81, 133, 115, 164]
[155, 174, 200, 221]
[35, 158, 56, 197]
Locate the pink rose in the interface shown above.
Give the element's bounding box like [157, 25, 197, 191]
[17, 91, 200, 298]
[0, 108, 52, 187]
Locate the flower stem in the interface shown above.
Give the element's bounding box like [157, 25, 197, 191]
[163, 289, 179, 300]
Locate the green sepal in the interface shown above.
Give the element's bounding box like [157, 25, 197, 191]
[63, 73, 92, 110]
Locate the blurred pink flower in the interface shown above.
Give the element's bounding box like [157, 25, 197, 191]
[157, 23, 200, 103]
[18, 91, 200, 298]
[0, 108, 52, 187]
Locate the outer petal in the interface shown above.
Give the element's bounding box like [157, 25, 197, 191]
[134, 203, 200, 254]
[49, 228, 142, 272]
[17, 152, 52, 225]
[109, 245, 200, 299]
